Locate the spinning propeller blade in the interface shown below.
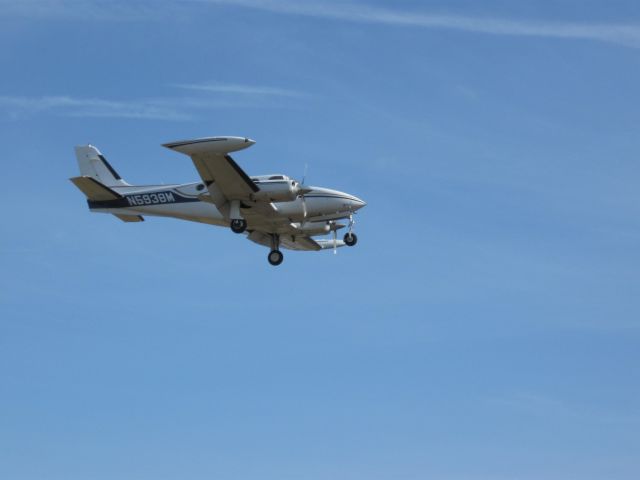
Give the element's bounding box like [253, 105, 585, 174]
[301, 193, 307, 220]
[298, 164, 311, 220]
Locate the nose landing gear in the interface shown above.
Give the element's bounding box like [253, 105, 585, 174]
[344, 232, 358, 246]
[343, 213, 358, 247]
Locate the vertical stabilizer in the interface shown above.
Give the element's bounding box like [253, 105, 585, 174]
[74, 145, 129, 186]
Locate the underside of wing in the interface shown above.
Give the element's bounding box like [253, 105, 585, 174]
[240, 201, 281, 227]
[246, 230, 322, 251]
[281, 235, 322, 251]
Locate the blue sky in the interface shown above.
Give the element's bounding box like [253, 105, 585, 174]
[1, 1, 640, 478]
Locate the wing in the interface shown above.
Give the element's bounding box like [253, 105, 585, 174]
[164, 137, 297, 228]
[281, 235, 323, 251]
[246, 230, 322, 251]
[163, 136, 258, 201]
[192, 153, 258, 199]
[246, 223, 347, 251]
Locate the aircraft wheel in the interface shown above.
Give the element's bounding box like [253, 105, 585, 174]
[344, 232, 358, 246]
[268, 250, 284, 266]
[230, 219, 247, 234]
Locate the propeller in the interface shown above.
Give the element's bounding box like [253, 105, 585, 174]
[297, 163, 312, 221]
[301, 192, 308, 220]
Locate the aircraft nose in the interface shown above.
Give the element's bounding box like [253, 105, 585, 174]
[351, 196, 367, 210]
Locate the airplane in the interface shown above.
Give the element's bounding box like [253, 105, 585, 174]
[70, 136, 366, 265]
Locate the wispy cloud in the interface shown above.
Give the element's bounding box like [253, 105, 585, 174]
[174, 81, 307, 98]
[0, 95, 193, 120]
[202, 0, 640, 49]
[0, 83, 306, 120]
[4, 1, 640, 49]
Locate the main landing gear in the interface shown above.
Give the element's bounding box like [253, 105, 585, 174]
[230, 218, 247, 234]
[229, 200, 247, 234]
[268, 234, 283, 266]
[268, 249, 283, 266]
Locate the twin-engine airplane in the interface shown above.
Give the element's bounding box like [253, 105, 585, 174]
[70, 136, 366, 265]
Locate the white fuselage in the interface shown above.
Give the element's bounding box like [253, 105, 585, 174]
[90, 180, 365, 229]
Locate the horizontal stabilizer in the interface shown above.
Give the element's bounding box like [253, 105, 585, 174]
[70, 176, 122, 201]
[113, 214, 144, 222]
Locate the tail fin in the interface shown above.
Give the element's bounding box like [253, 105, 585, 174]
[69, 175, 144, 223]
[74, 145, 129, 187]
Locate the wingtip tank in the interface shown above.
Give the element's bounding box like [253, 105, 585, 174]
[162, 136, 255, 156]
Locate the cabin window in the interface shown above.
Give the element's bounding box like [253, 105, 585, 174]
[268, 175, 284, 180]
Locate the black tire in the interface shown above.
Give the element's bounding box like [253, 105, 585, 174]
[268, 250, 284, 266]
[344, 232, 358, 247]
[230, 219, 247, 234]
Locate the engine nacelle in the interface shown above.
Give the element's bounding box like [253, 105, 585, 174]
[251, 175, 301, 202]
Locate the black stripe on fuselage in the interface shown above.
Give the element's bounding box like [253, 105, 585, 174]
[88, 190, 200, 209]
[303, 194, 360, 202]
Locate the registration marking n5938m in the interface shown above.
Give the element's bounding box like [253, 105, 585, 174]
[126, 192, 176, 206]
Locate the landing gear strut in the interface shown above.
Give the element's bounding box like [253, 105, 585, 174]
[343, 213, 358, 246]
[230, 218, 247, 234]
[268, 234, 283, 266]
